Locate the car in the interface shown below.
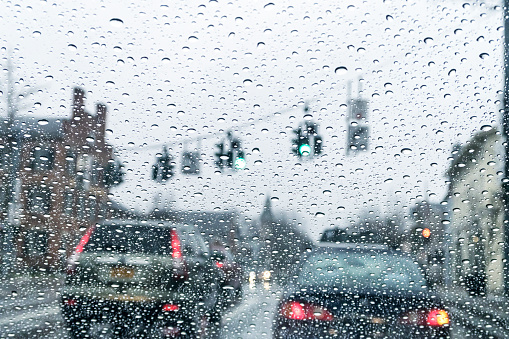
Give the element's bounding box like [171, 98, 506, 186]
[209, 247, 243, 305]
[274, 243, 450, 339]
[61, 219, 224, 338]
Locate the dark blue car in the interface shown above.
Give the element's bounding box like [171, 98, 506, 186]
[273, 243, 450, 338]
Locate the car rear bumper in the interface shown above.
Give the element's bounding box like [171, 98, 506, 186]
[61, 295, 199, 325]
[273, 318, 450, 339]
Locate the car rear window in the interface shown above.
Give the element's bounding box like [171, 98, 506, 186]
[298, 251, 427, 292]
[83, 224, 172, 255]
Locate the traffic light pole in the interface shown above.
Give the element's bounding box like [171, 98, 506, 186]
[503, 0, 509, 297]
[1, 58, 21, 277]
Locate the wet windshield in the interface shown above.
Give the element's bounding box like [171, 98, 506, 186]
[0, 0, 507, 338]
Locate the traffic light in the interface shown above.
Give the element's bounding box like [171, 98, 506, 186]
[234, 150, 246, 170]
[215, 135, 246, 171]
[181, 151, 200, 175]
[152, 146, 174, 182]
[292, 127, 310, 157]
[215, 142, 227, 169]
[292, 123, 322, 158]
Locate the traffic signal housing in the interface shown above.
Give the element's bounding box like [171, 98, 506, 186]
[152, 147, 174, 182]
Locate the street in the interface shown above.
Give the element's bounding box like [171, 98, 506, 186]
[0, 277, 492, 339]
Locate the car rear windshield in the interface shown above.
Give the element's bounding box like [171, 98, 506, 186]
[298, 251, 427, 292]
[83, 224, 172, 255]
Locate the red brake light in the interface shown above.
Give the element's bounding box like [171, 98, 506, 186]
[427, 309, 449, 327]
[399, 309, 449, 327]
[162, 304, 179, 312]
[170, 229, 182, 259]
[63, 298, 77, 306]
[280, 301, 334, 321]
[75, 226, 95, 254]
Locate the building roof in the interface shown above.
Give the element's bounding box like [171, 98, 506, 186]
[446, 127, 500, 180]
[0, 117, 65, 140]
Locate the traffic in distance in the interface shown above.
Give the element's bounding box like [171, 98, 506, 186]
[51, 219, 450, 338]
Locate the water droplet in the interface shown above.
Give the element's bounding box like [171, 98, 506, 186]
[454, 28, 463, 35]
[33, 31, 41, 37]
[110, 18, 124, 27]
[323, 190, 331, 195]
[257, 42, 265, 48]
[151, 124, 159, 130]
[188, 36, 198, 41]
[448, 69, 456, 76]
[252, 148, 260, 154]
[481, 125, 492, 131]
[462, 3, 470, 8]
[264, 3, 275, 8]
[106, 81, 115, 86]
[423, 37, 433, 44]
[401, 148, 412, 155]
[335, 66, 348, 75]
[38, 119, 49, 126]
[386, 15, 393, 21]
[117, 59, 125, 65]
[68, 44, 77, 51]
[271, 196, 279, 201]
[315, 212, 325, 218]
[243, 79, 253, 85]
[479, 53, 489, 59]
[162, 58, 170, 64]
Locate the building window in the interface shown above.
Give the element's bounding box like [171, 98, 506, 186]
[31, 147, 55, 172]
[65, 151, 76, 176]
[24, 229, 48, 258]
[77, 195, 86, 219]
[28, 187, 51, 215]
[88, 197, 97, 221]
[63, 190, 73, 216]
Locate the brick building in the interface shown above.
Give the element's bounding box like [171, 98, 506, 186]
[1, 87, 118, 270]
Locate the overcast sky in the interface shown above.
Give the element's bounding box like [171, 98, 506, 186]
[0, 0, 503, 239]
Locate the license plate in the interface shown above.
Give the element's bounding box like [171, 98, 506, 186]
[110, 266, 135, 278]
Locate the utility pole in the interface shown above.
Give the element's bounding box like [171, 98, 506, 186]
[503, 0, 509, 297]
[1, 58, 23, 277]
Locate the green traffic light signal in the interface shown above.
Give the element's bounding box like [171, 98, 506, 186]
[299, 143, 312, 156]
[234, 157, 246, 170]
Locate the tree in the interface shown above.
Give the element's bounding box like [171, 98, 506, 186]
[103, 159, 125, 188]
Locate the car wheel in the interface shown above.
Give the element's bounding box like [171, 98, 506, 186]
[66, 319, 89, 339]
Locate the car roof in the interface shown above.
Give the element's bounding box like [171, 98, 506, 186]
[97, 219, 193, 230]
[316, 242, 390, 251]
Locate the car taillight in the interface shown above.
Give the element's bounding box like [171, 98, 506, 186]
[280, 301, 334, 321]
[66, 226, 95, 276]
[399, 309, 449, 327]
[170, 229, 182, 259]
[427, 309, 450, 326]
[162, 304, 179, 311]
[63, 298, 77, 306]
[170, 229, 188, 280]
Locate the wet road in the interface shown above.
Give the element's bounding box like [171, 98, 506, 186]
[0, 277, 496, 338]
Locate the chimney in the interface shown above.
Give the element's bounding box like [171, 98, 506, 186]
[96, 103, 107, 143]
[72, 87, 85, 119]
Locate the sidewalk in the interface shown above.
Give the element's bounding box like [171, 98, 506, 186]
[435, 285, 509, 338]
[0, 272, 64, 315]
[0, 272, 63, 297]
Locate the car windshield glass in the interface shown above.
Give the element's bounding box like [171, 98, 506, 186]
[83, 224, 171, 255]
[298, 251, 427, 292]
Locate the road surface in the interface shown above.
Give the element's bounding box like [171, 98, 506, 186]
[0, 277, 496, 338]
